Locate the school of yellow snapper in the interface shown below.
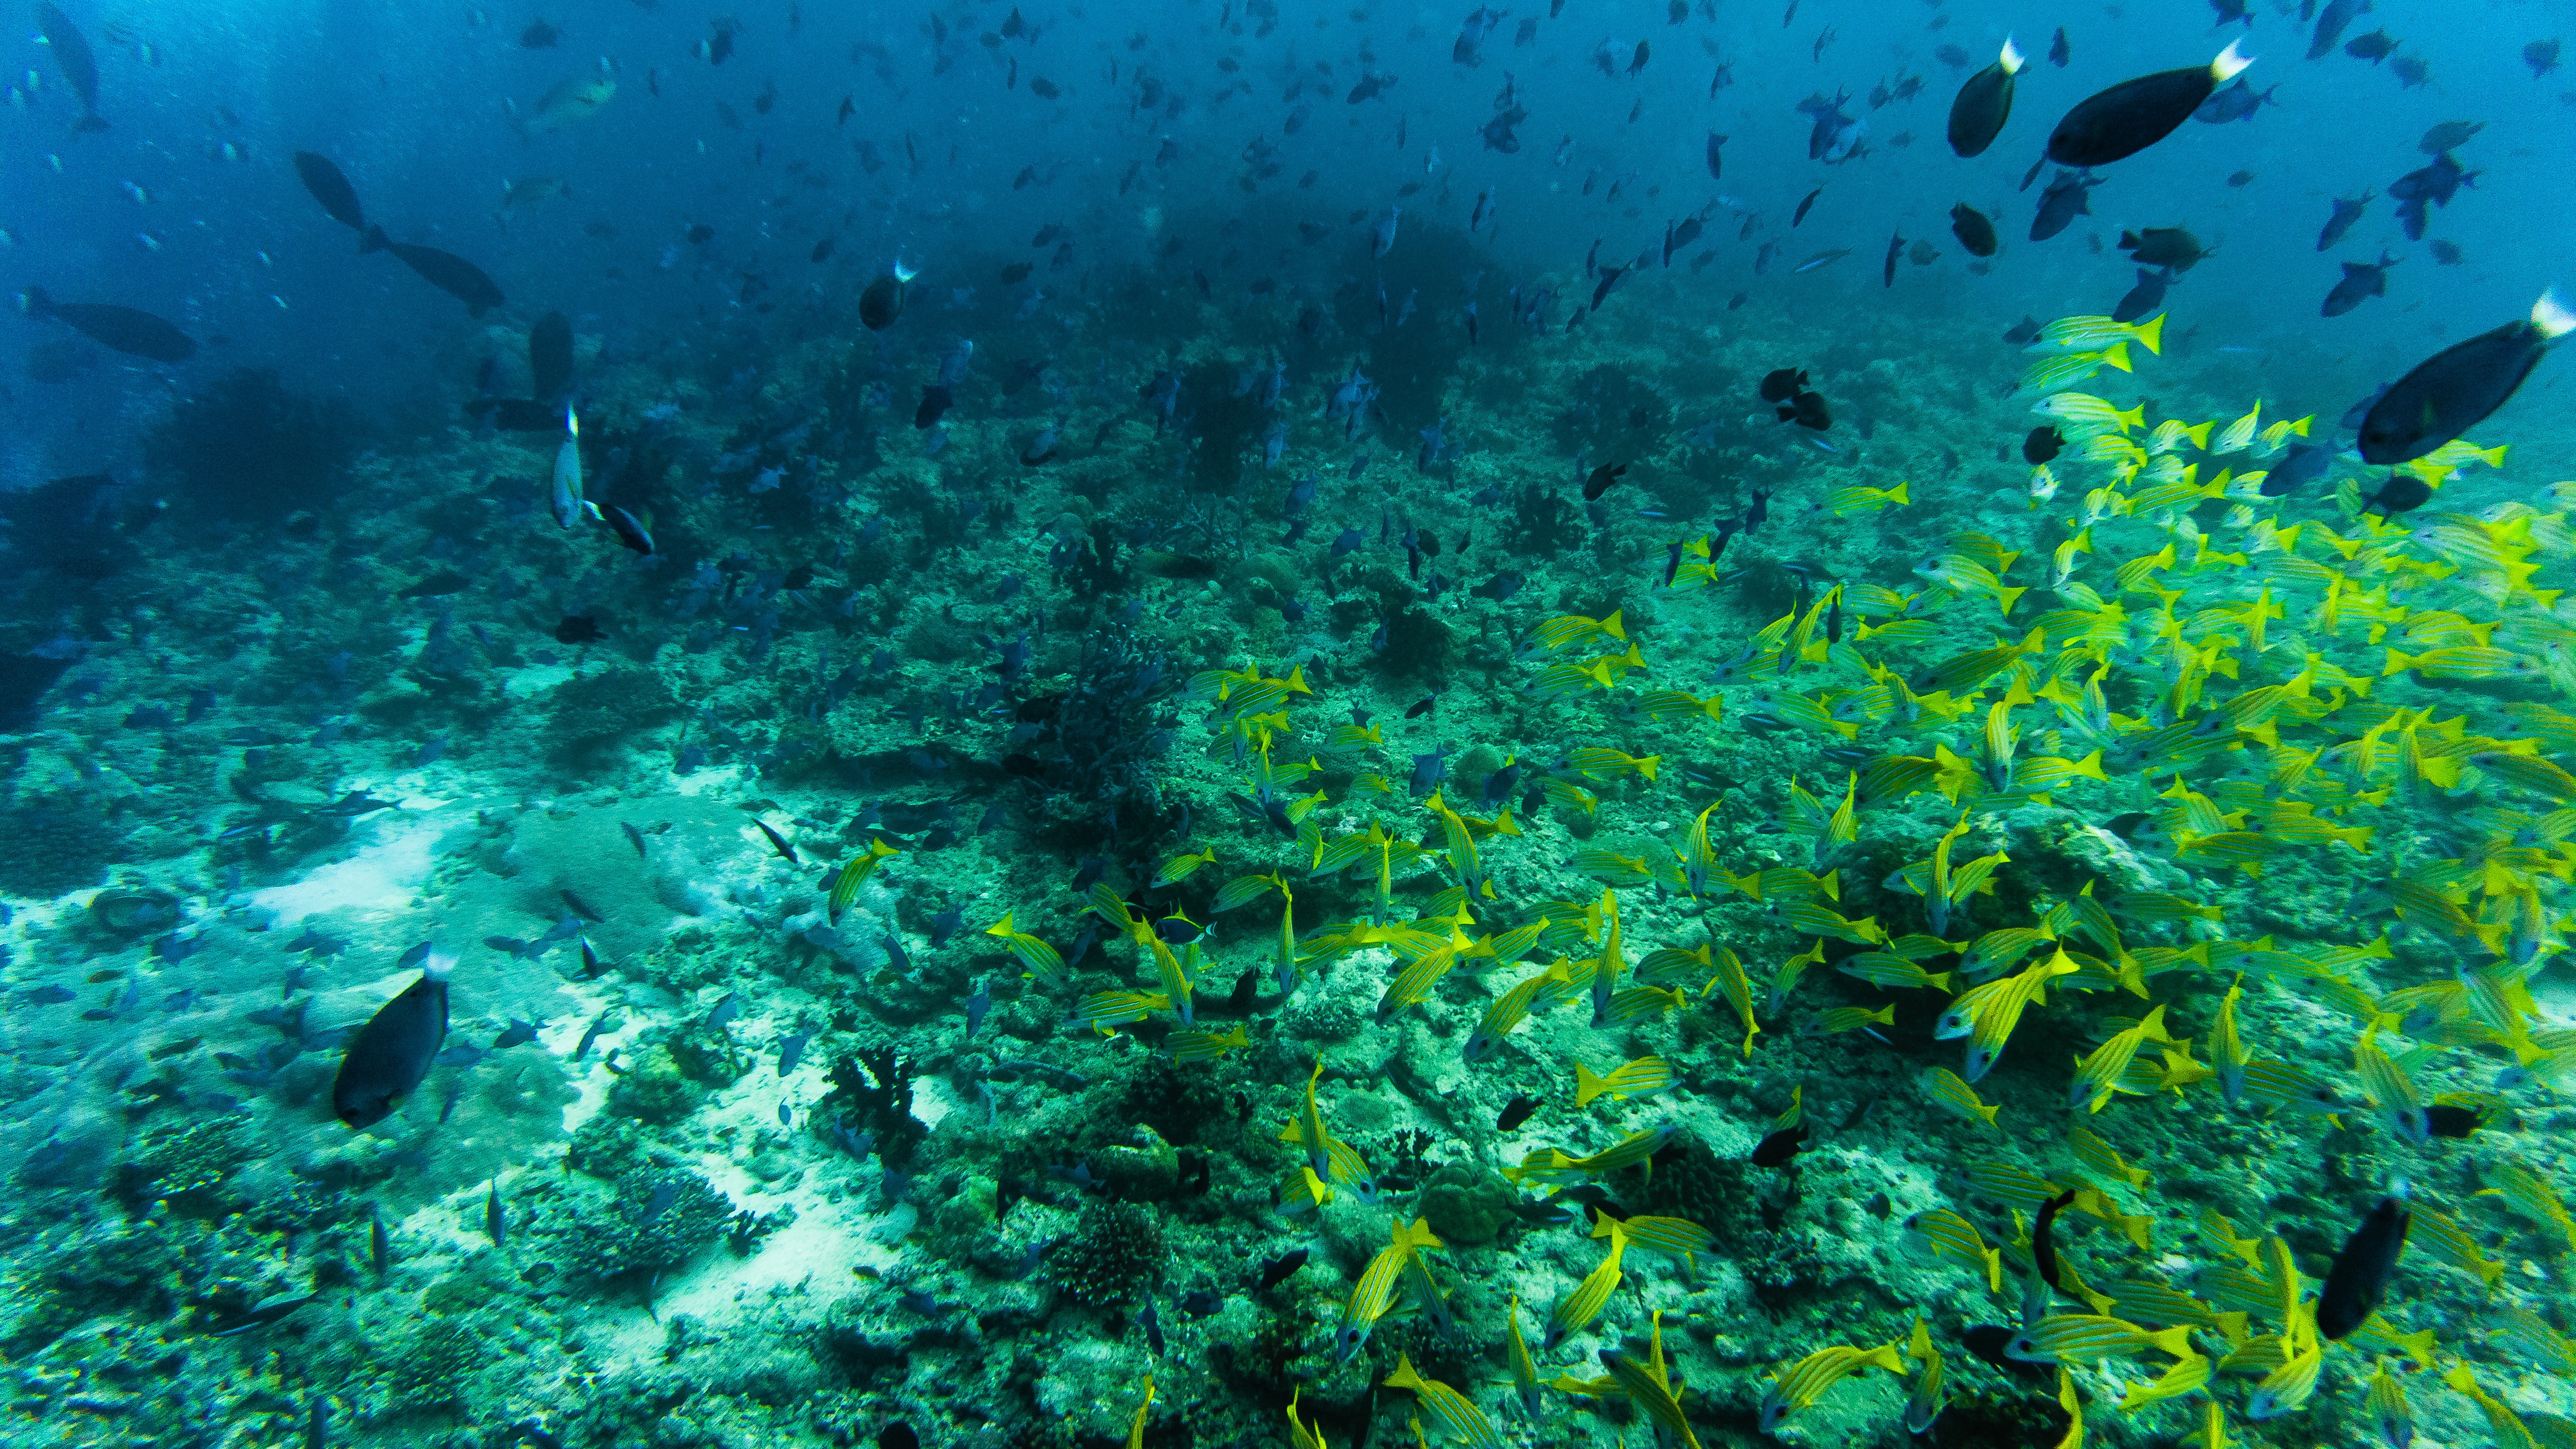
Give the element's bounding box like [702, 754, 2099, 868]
[1022, 310, 2576, 1449]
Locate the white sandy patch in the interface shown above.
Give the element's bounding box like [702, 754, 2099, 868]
[246, 807, 447, 926]
[504, 663, 575, 699]
[593, 1156, 899, 1373]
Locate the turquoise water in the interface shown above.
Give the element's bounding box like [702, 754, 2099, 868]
[4, 2, 2576, 1447]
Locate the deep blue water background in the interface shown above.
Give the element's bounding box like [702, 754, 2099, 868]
[4, 0, 2571, 490]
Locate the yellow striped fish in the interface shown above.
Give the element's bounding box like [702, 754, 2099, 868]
[1170, 1023, 1249, 1063]
[827, 838, 900, 922]
[1757, 1342, 1908, 1433]
[1542, 1219, 1626, 1348]
[1574, 1055, 1674, 1106]
[1463, 958, 1572, 1063]
[1381, 1355, 1502, 1448]
[1593, 1211, 1713, 1273]
[1601, 1312, 1705, 1449]
[1920, 1066, 2001, 1127]
[1334, 1218, 1442, 1360]
[2005, 1313, 2196, 1364]
[1905, 1207, 2002, 1291]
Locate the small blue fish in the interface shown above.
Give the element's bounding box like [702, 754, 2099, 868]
[779, 1030, 813, 1076]
[966, 978, 991, 1037]
[1411, 747, 1450, 796]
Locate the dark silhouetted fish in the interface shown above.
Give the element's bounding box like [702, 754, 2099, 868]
[2423, 1103, 2485, 1137]
[2046, 41, 2253, 167]
[1257, 1248, 1310, 1289]
[2418, 120, 2482, 155]
[2527, 39, 2561, 79]
[2028, 170, 2098, 241]
[1750, 1125, 1806, 1166]
[1759, 367, 1807, 403]
[35, 3, 107, 130]
[2361, 474, 2431, 518]
[860, 260, 916, 330]
[2308, 0, 2372, 59]
[1950, 203, 1999, 257]
[2317, 1194, 2408, 1340]
[1946, 38, 2022, 157]
[2317, 191, 2372, 251]
[2118, 227, 2205, 272]
[293, 151, 365, 231]
[360, 226, 504, 316]
[2003, 315, 2043, 344]
[603, 504, 653, 557]
[332, 950, 453, 1128]
[2260, 443, 2332, 496]
[2322, 253, 2395, 317]
[21, 287, 193, 361]
[2023, 425, 2064, 464]
[1778, 390, 1832, 430]
[2192, 76, 2276, 124]
[2357, 291, 2573, 464]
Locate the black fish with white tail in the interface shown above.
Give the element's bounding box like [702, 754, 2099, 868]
[2047, 41, 2254, 167]
[1946, 38, 2022, 158]
[860, 261, 917, 330]
[2357, 292, 2574, 464]
[332, 949, 454, 1128]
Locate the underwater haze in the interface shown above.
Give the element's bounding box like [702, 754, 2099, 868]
[8, 0, 2576, 1446]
